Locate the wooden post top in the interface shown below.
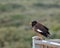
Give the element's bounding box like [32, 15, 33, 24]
[32, 36, 60, 47]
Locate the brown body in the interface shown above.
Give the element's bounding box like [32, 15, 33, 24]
[31, 21, 50, 40]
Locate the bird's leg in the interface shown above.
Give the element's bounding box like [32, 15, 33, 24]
[36, 33, 43, 40]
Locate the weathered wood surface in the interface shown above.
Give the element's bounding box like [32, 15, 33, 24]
[32, 36, 60, 48]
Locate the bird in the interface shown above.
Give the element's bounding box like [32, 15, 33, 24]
[31, 21, 50, 40]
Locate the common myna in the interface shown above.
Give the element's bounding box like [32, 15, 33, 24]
[31, 21, 50, 39]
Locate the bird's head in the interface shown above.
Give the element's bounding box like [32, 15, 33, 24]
[31, 21, 37, 27]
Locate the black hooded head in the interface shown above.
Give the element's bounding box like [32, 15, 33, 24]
[32, 21, 37, 27]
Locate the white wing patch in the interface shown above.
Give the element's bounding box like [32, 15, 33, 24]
[37, 29, 42, 33]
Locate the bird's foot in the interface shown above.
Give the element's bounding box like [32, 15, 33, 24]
[35, 37, 42, 40]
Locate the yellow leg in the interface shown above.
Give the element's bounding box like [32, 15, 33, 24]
[36, 33, 43, 40]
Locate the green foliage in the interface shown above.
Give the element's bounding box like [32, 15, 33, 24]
[0, 0, 60, 48]
[51, 24, 60, 32]
[33, 3, 60, 8]
[0, 14, 26, 27]
[0, 3, 23, 12]
[0, 27, 33, 48]
[11, 14, 24, 20]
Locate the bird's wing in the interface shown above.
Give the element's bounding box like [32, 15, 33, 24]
[36, 29, 42, 33]
[43, 26, 49, 30]
[36, 28, 49, 37]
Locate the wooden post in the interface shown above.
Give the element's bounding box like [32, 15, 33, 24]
[32, 36, 35, 48]
[32, 36, 60, 48]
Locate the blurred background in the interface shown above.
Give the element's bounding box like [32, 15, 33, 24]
[0, 0, 60, 48]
